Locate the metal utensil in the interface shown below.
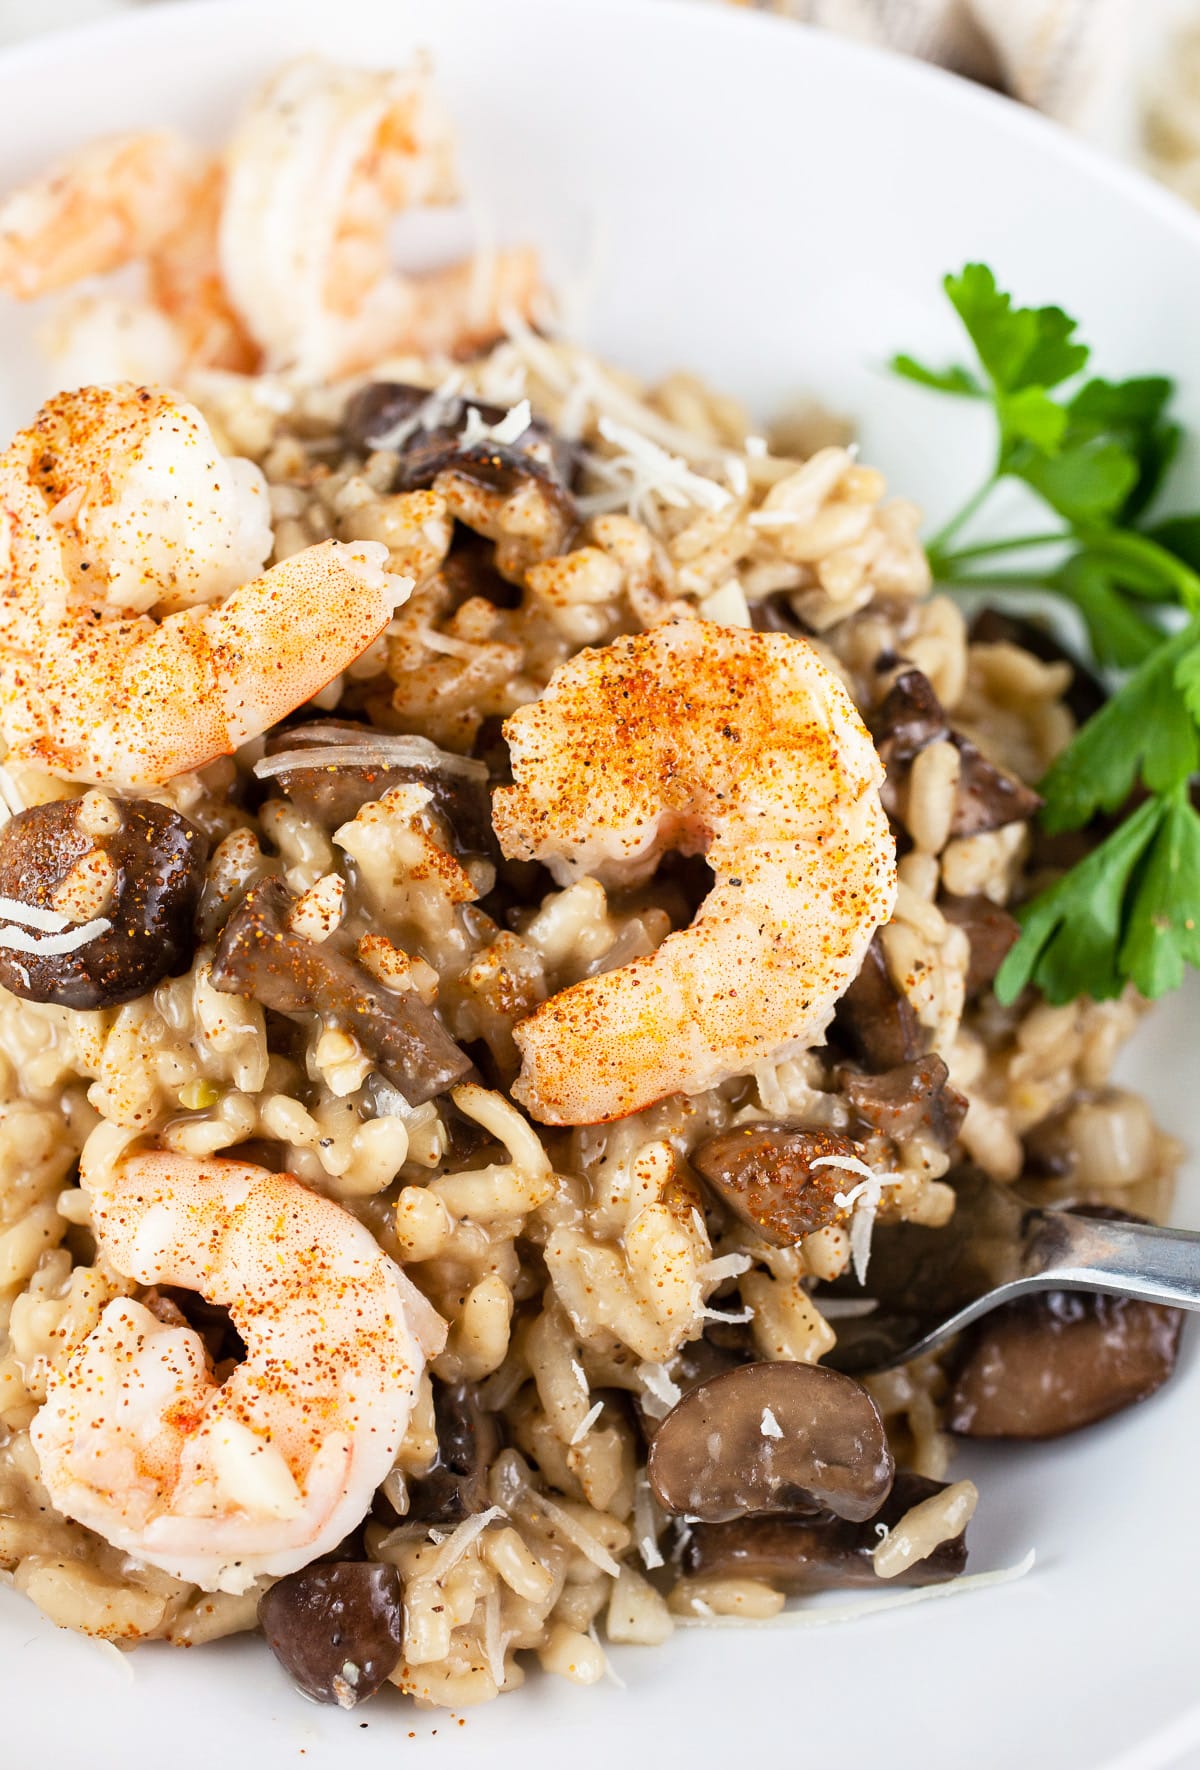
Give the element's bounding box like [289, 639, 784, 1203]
[820, 1167, 1200, 1374]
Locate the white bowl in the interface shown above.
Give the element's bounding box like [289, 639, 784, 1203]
[1, 3, 1198, 1766]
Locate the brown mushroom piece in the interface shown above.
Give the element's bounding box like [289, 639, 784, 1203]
[406, 1382, 501, 1525]
[342, 380, 575, 491]
[839, 1053, 968, 1151]
[938, 892, 1021, 999]
[831, 931, 924, 1072]
[0, 796, 207, 1009]
[876, 667, 1042, 837]
[681, 1472, 968, 1591]
[258, 1561, 404, 1707]
[647, 1361, 894, 1524]
[432, 444, 577, 567]
[259, 722, 497, 859]
[691, 1124, 864, 1247]
[948, 1282, 1184, 1440]
[210, 876, 473, 1105]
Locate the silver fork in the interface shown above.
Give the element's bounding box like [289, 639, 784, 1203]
[820, 1167, 1200, 1374]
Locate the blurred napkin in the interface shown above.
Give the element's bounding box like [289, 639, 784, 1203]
[729, 0, 1134, 130]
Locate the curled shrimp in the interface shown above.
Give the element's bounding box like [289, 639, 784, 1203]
[492, 622, 897, 1124]
[0, 383, 411, 788]
[31, 1149, 445, 1594]
[219, 55, 542, 378]
[0, 131, 198, 299]
[0, 131, 252, 379]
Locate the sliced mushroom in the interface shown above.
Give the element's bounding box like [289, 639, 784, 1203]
[647, 1361, 894, 1524]
[831, 932, 924, 1072]
[948, 1287, 1184, 1440]
[939, 892, 1020, 999]
[342, 380, 575, 491]
[0, 796, 207, 1009]
[876, 667, 1042, 837]
[839, 1054, 967, 1151]
[749, 594, 815, 637]
[210, 876, 472, 1104]
[258, 722, 497, 858]
[681, 1473, 968, 1591]
[406, 1382, 501, 1525]
[1021, 1105, 1076, 1179]
[691, 1124, 863, 1247]
[258, 1561, 404, 1707]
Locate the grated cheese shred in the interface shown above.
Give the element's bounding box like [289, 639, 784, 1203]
[812, 1153, 905, 1283]
[0, 914, 111, 955]
[569, 1400, 604, 1446]
[428, 1505, 504, 1583]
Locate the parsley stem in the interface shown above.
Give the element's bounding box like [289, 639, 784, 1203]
[1077, 530, 1200, 612]
[936, 530, 1070, 569]
[933, 570, 1056, 592]
[925, 475, 998, 559]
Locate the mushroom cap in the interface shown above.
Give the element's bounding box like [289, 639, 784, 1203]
[647, 1360, 894, 1525]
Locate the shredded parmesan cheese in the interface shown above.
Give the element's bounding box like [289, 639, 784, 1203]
[760, 1406, 783, 1440]
[517, 1488, 621, 1579]
[633, 1471, 665, 1572]
[581, 416, 733, 526]
[428, 1505, 504, 1583]
[0, 915, 111, 955]
[0, 895, 71, 934]
[569, 1400, 604, 1446]
[254, 730, 487, 784]
[637, 1362, 683, 1420]
[812, 1153, 905, 1283]
[588, 1620, 627, 1689]
[698, 1303, 755, 1325]
[701, 1252, 753, 1285]
[816, 1297, 879, 1319]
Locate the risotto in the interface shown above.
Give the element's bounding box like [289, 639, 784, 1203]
[0, 53, 1185, 1714]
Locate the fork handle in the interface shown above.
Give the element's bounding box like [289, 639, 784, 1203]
[1032, 1211, 1200, 1311]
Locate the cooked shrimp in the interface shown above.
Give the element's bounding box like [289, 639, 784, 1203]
[0, 133, 251, 378]
[492, 622, 897, 1124]
[0, 384, 411, 788]
[219, 55, 542, 378]
[31, 1150, 446, 1593]
[0, 131, 199, 300]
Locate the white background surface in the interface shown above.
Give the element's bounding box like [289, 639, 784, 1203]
[0, 3, 1198, 1767]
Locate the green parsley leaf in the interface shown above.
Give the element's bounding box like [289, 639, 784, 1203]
[889, 354, 983, 397]
[995, 798, 1164, 1005]
[997, 386, 1069, 454]
[1119, 794, 1200, 997]
[1015, 437, 1137, 522]
[1038, 624, 1200, 832]
[1052, 552, 1163, 669]
[1067, 376, 1178, 518]
[893, 264, 1200, 1006]
[1175, 640, 1200, 725]
[943, 264, 1088, 394]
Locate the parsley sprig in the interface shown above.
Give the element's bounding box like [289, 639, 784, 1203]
[892, 265, 1200, 1005]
